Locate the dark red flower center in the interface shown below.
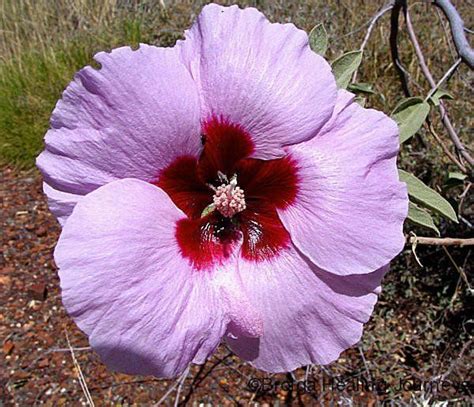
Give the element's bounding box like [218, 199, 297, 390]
[156, 117, 298, 270]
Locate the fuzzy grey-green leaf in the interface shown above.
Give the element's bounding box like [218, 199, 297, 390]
[399, 169, 458, 222]
[448, 172, 467, 181]
[392, 97, 423, 115]
[309, 23, 328, 56]
[331, 50, 362, 89]
[407, 202, 440, 235]
[348, 82, 376, 94]
[429, 88, 454, 107]
[392, 98, 430, 143]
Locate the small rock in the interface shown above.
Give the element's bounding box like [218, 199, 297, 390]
[0, 275, 12, 288]
[38, 358, 49, 368]
[29, 282, 47, 301]
[3, 341, 15, 355]
[36, 226, 47, 237]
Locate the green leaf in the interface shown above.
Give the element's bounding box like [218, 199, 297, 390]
[392, 97, 423, 114]
[309, 23, 328, 56]
[331, 50, 363, 89]
[429, 88, 454, 107]
[399, 169, 458, 223]
[347, 82, 376, 95]
[392, 97, 430, 143]
[448, 172, 467, 181]
[407, 202, 440, 235]
[445, 171, 467, 188]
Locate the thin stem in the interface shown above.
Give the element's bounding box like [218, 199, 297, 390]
[426, 122, 467, 173]
[432, 339, 473, 381]
[174, 366, 190, 407]
[65, 330, 95, 407]
[405, 9, 474, 168]
[407, 236, 474, 246]
[442, 246, 472, 289]
[353, 2, 394, 82]
[425, 57, 461, 101]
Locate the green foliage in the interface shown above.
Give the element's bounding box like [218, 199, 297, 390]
[445, 171, 467, 188]
[407, 202, 440, 235]
[399, 169, 458, 223]
[1, 3, 471, 396]
[428, 88, 454, 107]
[309, 23, 328, 56]
[0, 43, 85, 166]
[0, 18, 155, 168]
[448, 171, 467, 182]
[347, 82, 376, 95]
[331, 50, 363, 89]
[392, 97, 431, 144]
[124, 19, 143, 48]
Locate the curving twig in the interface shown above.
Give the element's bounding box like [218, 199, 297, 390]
[390, 0, 411, 97]
[352, 2, 394, 82]
[65, 330, 95, 407]
[425, 58, 461, 101]
[433, 0, 474, 69]
[426, 122, 467, 173]
[442, 246, 472, 289]
[432, 339, 473, 381]
[408, 236, 474, 246]
[405, 9, 474, 169]
[180, 352, 233, 405]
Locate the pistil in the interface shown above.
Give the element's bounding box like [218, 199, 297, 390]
[212, 174, 246, 218]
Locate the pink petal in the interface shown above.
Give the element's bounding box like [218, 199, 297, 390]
[179, 4, 337, 159]
[37, 45, 201, 223]
[42, 183, 80, 226]
[213, 267, 264, 338]
[280, 90, 408, 276]
[318, 88, 355, 134]
[55, 179, 227, 377]
[226, 245, 387, 372]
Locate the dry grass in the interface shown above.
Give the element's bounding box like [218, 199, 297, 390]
[0, 0, 169, 166]
[1, 0, 472, 167]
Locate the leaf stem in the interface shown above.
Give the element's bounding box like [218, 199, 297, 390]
[424, 58, 461, 102]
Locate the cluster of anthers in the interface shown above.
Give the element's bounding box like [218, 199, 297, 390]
[211, 173, 247, 218]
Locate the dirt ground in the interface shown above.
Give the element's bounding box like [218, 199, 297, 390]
[1, 166, 472, 405]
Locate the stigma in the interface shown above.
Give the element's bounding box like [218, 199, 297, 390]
[212, 174, 246, 218]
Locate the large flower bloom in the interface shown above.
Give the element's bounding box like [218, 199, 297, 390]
[37, 4, 408, 377]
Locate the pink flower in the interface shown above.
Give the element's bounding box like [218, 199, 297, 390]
[36, 4, 408, 377]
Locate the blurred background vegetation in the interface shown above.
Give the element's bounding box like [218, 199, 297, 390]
[1, 0, 472, 168]
[1, 0, 472, 404]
